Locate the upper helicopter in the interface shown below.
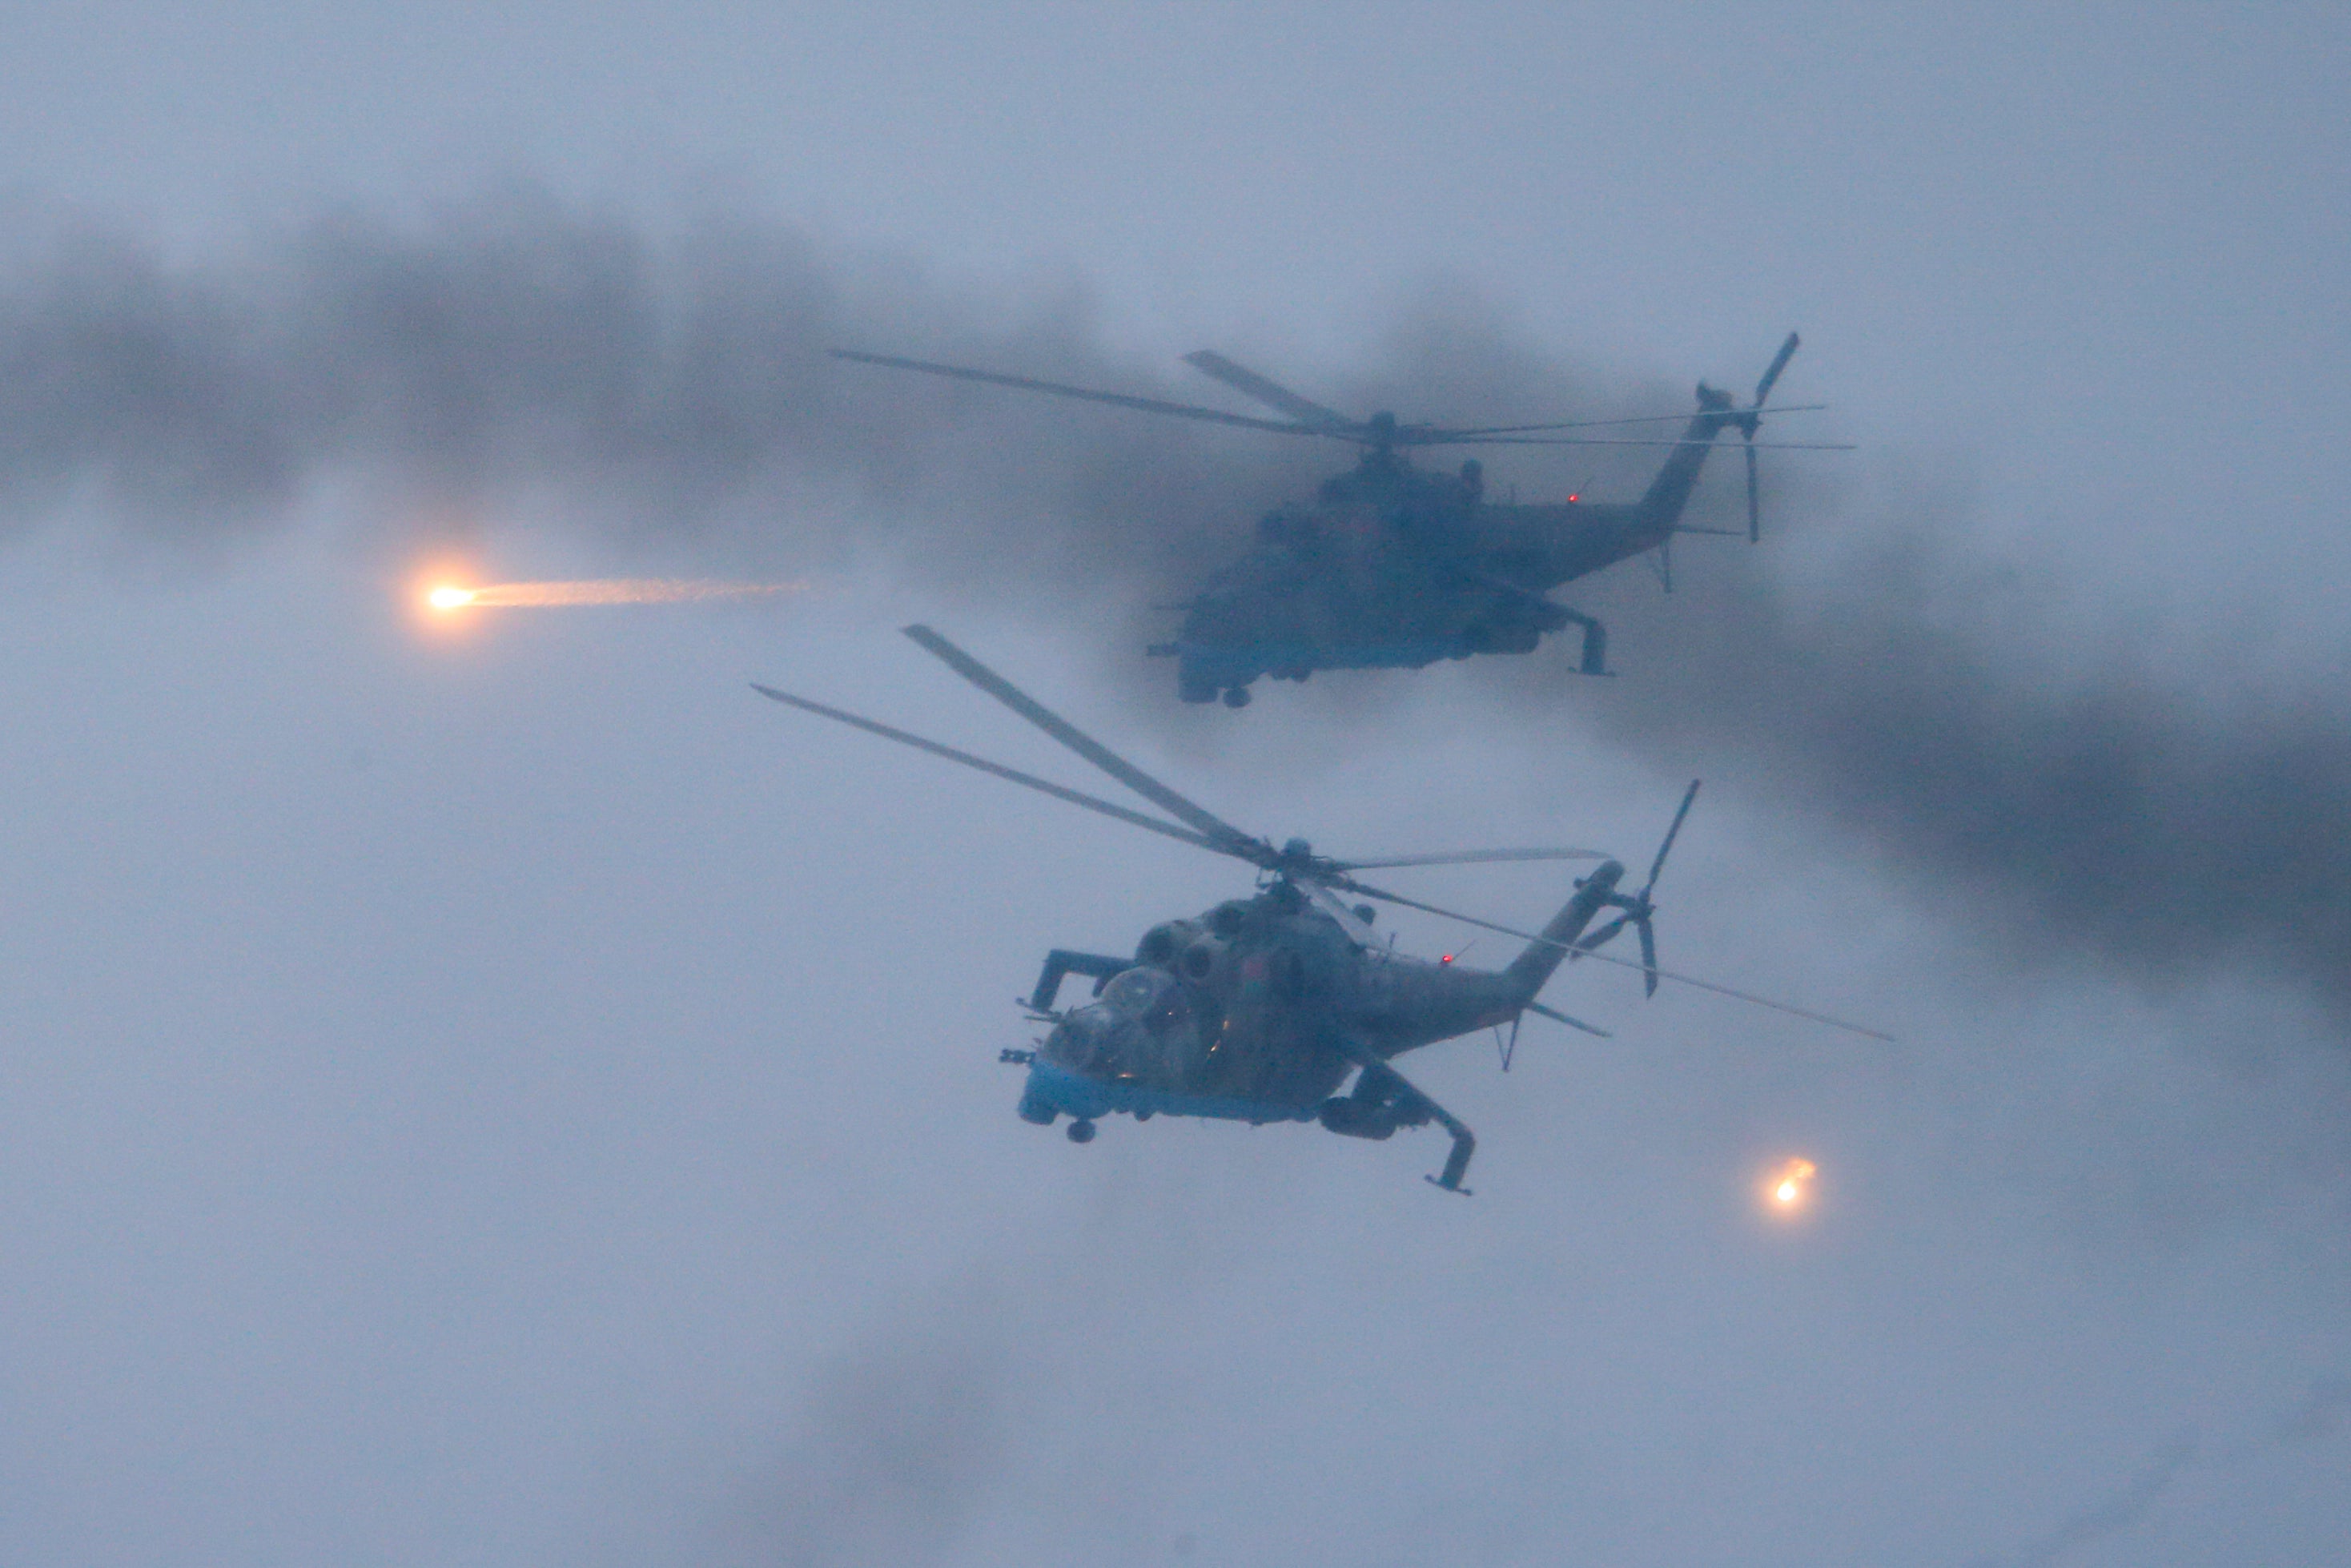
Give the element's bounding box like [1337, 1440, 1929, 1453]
[832, 334, 1848, 706]
[754, 627, 1888, 1192]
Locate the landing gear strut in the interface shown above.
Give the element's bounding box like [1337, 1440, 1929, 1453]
[1324, 1044, 1477, 1194]
[1559, 609, 1609, 677]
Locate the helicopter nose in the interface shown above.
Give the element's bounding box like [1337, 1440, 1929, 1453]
[1043, 1003, 1109, 1064]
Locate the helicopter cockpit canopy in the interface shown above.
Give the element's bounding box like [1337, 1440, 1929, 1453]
[1101, 966, 1173, 1016]
[1046, 965, 1201, 1081]
[1102, 965, 1196, 1034]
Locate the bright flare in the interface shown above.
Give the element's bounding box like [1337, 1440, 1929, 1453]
[424, 578, 806, 611]
[1768, 1157, 1819, 1212]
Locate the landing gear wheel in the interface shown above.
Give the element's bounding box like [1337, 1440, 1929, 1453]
[1067, 1119, 1097, 1144]
[1222, 685, 1252, 708]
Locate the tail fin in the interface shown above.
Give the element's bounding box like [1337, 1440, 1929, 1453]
[1503, 859, 1626, 999]
[1635, 385, 1738, 524]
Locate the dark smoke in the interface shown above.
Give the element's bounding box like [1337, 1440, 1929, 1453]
[697, 1329, 1002, 1568]
[0, 187, 1320, 613]
[1971, 1377, 2351, 1565]
[1987, 1432, 2200, 1567]
[1496, 500, 2351, 1015]
[6, 189, 2349, 1017]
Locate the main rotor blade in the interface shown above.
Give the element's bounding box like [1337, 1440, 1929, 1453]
[1754, 331, 1801, 407]
[1182, 352, 1356, 431]
[1330, 847, 1607, 871]
[1525, 1000, 1612, 1038]
[902, 625, 1268, 858]
[1300, 878, 1385, 950]
[1328, 877, 1894, 1041]
[830, 349, 1345, 440]
[1573, 939, 1887, 1037]
[1443, 404, 1827, 438]
[1637, 918, 1659, 999]
[751, 684, 1225, 855]
[1645, 779, 1701, 894]
[1434, 434, 1854, 450]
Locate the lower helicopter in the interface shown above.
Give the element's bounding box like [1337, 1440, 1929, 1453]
[754, 628, 1888, 1192]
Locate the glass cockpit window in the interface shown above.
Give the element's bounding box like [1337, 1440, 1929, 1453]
[1101, 967, 1173, 1016]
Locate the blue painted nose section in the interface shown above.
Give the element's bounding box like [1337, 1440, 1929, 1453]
[1014, 1059, 1319, 1130]
[1016, 1059, 1115, 1124]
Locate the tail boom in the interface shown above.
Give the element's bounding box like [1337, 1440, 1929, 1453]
[1632, 386, 1740, 538]
[1502, 859, 1626, 999]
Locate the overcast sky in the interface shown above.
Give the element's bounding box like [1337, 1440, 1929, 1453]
[1, 5, 2346, 1565]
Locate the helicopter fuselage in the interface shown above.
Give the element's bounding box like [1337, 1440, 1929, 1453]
[1013, 871, 1618, 1134]
[1161, 396, 1740, 702]
[828, 340, 1820, 707]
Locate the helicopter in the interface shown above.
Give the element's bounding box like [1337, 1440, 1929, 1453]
[831, 334, 1849, 706]
[753, 627, 1887, 1193]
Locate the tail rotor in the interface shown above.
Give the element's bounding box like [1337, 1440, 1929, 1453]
[1573, 779, 1699, 997]
[1740, 332, 1800, 544]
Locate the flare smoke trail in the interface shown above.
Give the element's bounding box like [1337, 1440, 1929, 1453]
[0, 188, 1314, 612]
[3, 188, 2348, 1016]
[428, 577, 806, 608]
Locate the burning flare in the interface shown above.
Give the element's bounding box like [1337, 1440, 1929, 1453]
[1767, 1157, 1819, 1212]
[424, 578, 806, 611]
